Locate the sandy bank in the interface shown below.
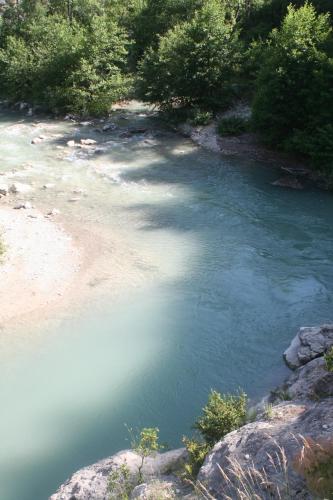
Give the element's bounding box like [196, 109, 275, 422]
[0, 207, 81, 327]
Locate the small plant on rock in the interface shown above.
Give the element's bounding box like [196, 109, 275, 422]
[107, 462, 132, 500]
[131, 427, 162, 483]
[324, 347, 333, 372]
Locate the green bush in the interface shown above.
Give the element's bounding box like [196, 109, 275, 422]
[217, 116, 249, 136]
[137, 0, 242, 110]
[324, 347, 333, 372]
[194, 390, 247, 446]
[182, 436, 210, 478]
[190, 108, 213, 126]
[252, 3, 333, 173]
[0, 5, 130, 115]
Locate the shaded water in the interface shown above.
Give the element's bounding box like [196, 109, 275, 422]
[1, 104, 333, 500]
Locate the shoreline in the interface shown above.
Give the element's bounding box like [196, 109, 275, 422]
[0, 204, 82, 329]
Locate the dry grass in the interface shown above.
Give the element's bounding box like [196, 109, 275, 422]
[294, 436, 333, 498]
[192, 440, 293, 500]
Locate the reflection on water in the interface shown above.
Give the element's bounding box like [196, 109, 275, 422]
[0, 104, 333, 500]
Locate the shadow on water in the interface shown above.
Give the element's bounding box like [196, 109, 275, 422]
[1, 108, 333, 500]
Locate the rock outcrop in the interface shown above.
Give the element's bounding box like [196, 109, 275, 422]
[50, 449, 188, 500]
[284, 325, 333, 369]
[50, 325, 333, 499]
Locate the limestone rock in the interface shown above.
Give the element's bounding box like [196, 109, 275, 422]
[198, 399, 333, 500]
[284, 325, 333, 369]
[49, 448, 187, 500]
[281, 357, 333, 400]
[31, 137, 43, 145]
[131, 477, 192, 499]
[80, 139, 97, 146]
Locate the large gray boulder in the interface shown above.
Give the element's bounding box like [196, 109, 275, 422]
[282, 356, 333, 400]
[284, 325, 333, 369]
[49, 448, 188, 500]
[198, 399, 333, 499]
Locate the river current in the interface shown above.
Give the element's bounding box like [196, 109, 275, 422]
[0, 103, 333, 500]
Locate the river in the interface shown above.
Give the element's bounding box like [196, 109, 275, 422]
[0, 103, 333, 500]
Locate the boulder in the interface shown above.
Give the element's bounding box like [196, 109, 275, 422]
[277, 356, 333, 400]
[49, 448, 187, 500]
[198, 399, 333, 499]
[67, 140, 76, 147]
[284, 325, 333, 369]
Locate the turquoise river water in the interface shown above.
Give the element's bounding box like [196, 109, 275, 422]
[0, 104, 333, 500]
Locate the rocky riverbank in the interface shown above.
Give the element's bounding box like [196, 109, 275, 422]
[178, 103, 328, 191]
[50, 325, 333, 499]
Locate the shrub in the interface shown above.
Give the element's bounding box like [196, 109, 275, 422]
[194, 390, 247, 446]
[190, 108, 213, 126]
[182, 436, 210, 478]
[324, 346, 333, 372]
[217, 116, 249, 136]
[137, 0, 242, 110]
[294, 437, 333, 498]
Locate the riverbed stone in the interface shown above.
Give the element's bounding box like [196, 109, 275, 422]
[0, 183, 8, 195]
[284, 325, 333, 369]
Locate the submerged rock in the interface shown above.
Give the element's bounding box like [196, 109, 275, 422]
[271, 176, 304, 190]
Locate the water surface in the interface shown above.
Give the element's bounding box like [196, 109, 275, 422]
[0, 105, 333, 500]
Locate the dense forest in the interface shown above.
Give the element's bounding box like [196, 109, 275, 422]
[0, 0, 332, 176]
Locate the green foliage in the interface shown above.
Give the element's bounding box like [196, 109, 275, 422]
[217, 116, 249, 135]
[252, 3, 333, 173]
[137, 0, 242, 109]
[182, 436, 210, 478]
[324, 346, 333, 372]
[190, 107, 213, 126]
[0, 2, 130, 115]
[131, 427, 162, 482]
[107, 463, 132, 500]
[194, 390, 247, 446]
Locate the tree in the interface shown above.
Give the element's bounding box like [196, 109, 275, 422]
[252, 3, 333, 172]
[137, 0, 242, 110]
